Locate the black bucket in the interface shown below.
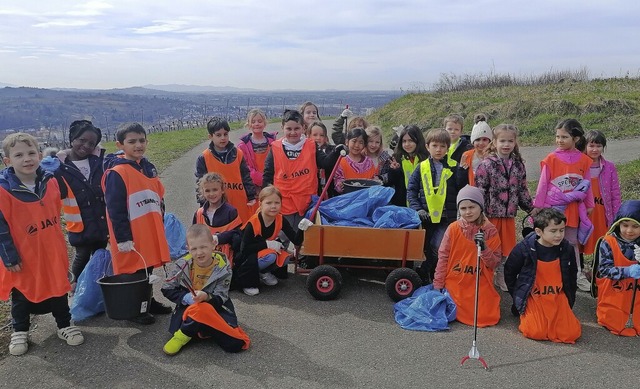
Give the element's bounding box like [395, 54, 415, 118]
[97, 272, 152, 320]
[343, 179, 381, 194]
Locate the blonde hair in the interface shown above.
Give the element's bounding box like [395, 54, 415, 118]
[443, 114, 464, 130]
[348, 117, 368, 131]
[2, 133, 39, 156]
[196, 172, 227, 203]
[489, 124, 524, 163]
[365, 126, 385, 155]
[259, 185, 282, 202]
[245, 108, 267, 128]
[186, 224, 214, 243]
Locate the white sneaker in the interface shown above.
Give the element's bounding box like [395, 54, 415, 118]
[243, 287, 260, 296]
[9, 331, 29, 356]
[577, 272, 591, 292]
[57, 325, 84, 346]
[259, 272, 279, 286]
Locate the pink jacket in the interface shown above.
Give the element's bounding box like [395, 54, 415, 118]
[534, 148, 594, 209]
[594, 156, 621, 227]
[237, 132, 277, 188]
[543, 179, 594, 245]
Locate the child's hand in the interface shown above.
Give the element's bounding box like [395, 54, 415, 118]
[389, 159, 400, 170]
[247, 199, 256, 207]
[117, 241, 134, 253]
[627, 264, 640, 279]
[211, 234, 219, 246]
[6, 263, 22, 272]
[634, 244, 640, 262]
[181, 293, 195, 305]
[193, 290, 209, 303]
[266, 240, 283, 253]
[298, 218, 314, 231]
[341, 109, 353, 118]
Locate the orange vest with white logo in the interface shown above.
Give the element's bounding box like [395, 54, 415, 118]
[104, 164, 170, 275]
[272, 139, 318, 215]
[461, 149, 476, 186]
[202, 148, 257, 223]
[195, 207, 242, 265]
[339, 157, 376, 180]
[246, 213, 289, 266]
[596, 235, 640, 336]
[542, 153, 592, 228]
[61, 178, 83, 233]
[444, 222, 500, 327]
[0, 180, 71, 302]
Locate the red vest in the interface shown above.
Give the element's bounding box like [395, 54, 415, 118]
[246, 213, 289, 266]
[195, 207, 242, 265]
[0, 180, 70, 302]
[460, 149, 476, 186]
[104, 164, 170, 275]
[339, 157, 376, 180]
[542, 153, 592, 228]
[271, 139, 318, 215]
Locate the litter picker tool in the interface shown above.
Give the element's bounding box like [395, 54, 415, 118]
[165, 261, 196, 296]
[625, 244, 640, 329]
[460, 237, 489, 370]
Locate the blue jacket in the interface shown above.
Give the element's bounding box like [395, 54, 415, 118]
[0, 167, 55, 267]
[406, 156, 459, 222]
[504, 232, 578, 315]
[597, 200, 640, 280]
[103, 152, 163, 243]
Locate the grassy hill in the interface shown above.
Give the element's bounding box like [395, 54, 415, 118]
[368, 77, 640, 146]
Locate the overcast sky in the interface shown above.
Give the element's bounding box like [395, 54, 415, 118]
[1, 0, 638, 91]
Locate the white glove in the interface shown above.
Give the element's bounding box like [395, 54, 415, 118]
[212, 234, 219, 246]
[634, 244, 640, 262]
[341, 109, 353, 118]
[298, 218, 314, 231]
[266, 240, 283, 253]
[117, 241, 134, 252]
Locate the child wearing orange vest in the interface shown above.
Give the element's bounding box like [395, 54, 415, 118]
[505, 208, 581, 343]
[457, 114, 491, 187]
[103, 123, 172, 325]
[193, 172, 242, 265]
[235, 186, 304, 296]
[433, 185, 502, 327]
[0, 133, 84, 356]
[237, 109, 277, 193]
[161, 224, 250, 355]
[196, 117, 257, 224]
[333, 128, 377, 194]
[594, 200, 640, 336]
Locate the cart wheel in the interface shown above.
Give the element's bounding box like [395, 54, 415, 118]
[307, 265, 342, 301]
[385, 268, 422, 302]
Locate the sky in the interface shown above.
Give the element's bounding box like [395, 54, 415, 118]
[0, 0, 639, 91]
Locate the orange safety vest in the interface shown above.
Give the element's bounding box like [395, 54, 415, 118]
[0, 180, 71, 303]
[519, 258, 582, 343]
[61, 178, 83, 233]
[183, 303, 250, 349]
[542, 153, 592, 228]
[444, 222, 500, 327]
[246, 213, 289, 266]
[195, 207, 242, 265]
[202, 148, 257, 224]
[255, 148, 269, 177]
[582, 177, 607, 255]
[460, 149, 476, 186]
[339, 157, 376, 180]
[596, 235, 640, 336]
[103, 164, 170, 275]
[272, 139, 318, 215]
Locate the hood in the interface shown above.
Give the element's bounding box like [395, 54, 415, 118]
[0, 166, 52, 192]
[609, 200, 640, 232]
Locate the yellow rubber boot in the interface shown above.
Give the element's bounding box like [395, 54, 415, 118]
[163, 329, 192, 356]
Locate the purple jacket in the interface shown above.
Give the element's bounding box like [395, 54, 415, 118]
[237, 132, 277, 189]
[594, 156, 621, 227]
[474, 154, 533, 218]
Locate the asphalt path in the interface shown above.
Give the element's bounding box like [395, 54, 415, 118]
[1, 122, 638, 388]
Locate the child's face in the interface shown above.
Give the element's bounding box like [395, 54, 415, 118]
[495, 131, 516, 158]
[282, 120, 304, 144]
[367, 135, 382, 155]
[585, 141, 603, 161]
[444, 121, 462, 143]
[458, 200, 482, 224]
[302, 106, 318, 125]
[309, 126, 327, 146]
[536, 220, 566, 247]
[619, 220, 640, 242]
[70, 131, 98, 160]
[347, 136, 366, 157]
[260, 193, 282, 218]
[473, 137, 491, 153]
[555, 128, 577, 151]
[187, 234, 216, 268]
[427, 141, 448, 161]
[249, 114, 266, 134]
[209, 129, 230, 151]
[117, 132, 147, 161]
[202, 181, 223, 207]
[4, 141, 40, 179]
[402, 133, 417, 155]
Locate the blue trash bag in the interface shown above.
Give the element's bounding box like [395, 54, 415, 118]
[393, 284, 457, 331]
[372, 206, 421, 229]
[305, 186, 394, 226]
[71, 249, 113, 322]
[164, 212, 188, 260]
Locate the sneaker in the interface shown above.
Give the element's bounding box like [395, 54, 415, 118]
[243, 287, 260, 296]
[128, 312, 156, 325]
[577, 271, 591, 292]
[259, 272, 278, 286]
[57, 325, 84, 346]
[9, 331, 29, 356]
[149, 298, 173, 314]
[163, 329, 192, 356]
[494, 268, 508, 292]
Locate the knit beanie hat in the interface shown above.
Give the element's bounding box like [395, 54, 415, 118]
[457, 185, 485, 210]
[470, 121, 492, 143]
[69, 120, 102, 144]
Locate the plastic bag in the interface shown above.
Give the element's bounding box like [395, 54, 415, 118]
[393, 284, 457, 331]
[305, 186, 394, 226]
[71, 249, 113, 322]
[164, 212, 188, 260]
[372, 206, 421, 229]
